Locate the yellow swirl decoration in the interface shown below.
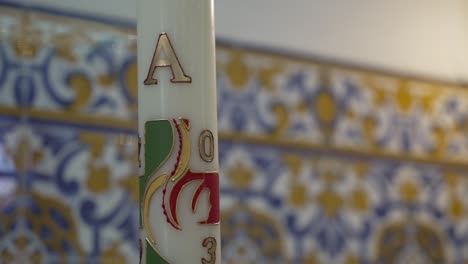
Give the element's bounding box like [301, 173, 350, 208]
[171, 119, 191, 183]
[142, 173, 169, 244]
[272, 104, 288, 138]
[315, 92, 336, 124]
[68, 73, 92, 112]
[124, 61, 138, 99]
[226, 51, 249, 89]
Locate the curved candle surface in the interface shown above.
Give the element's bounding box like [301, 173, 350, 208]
[137, 0, 220, 263]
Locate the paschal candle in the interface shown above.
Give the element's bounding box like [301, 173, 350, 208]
[137, 0, 220, 263]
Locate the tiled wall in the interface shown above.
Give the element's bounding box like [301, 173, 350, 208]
[1, 5, 468, 264]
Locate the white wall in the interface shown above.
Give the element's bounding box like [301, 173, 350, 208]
[15, 0, 136, 21]
[216, 0, 468, 82]
[16, 0, 468, 82]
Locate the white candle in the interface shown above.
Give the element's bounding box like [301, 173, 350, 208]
[137, 0, 220, 263]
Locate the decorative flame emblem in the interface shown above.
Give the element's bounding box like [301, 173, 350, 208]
[141, 118, 219, 244]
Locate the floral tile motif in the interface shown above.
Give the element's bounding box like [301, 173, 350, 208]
[0, 6, 137, 120]
[0, 117, 139, 263]
[219, 142, 465, 263]
[1, 4, 468, 264]
[216, 48, 468, 165]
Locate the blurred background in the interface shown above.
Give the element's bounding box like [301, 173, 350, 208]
[1, 0, 468, 263]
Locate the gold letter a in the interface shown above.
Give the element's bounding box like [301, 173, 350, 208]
[144, 33, 192, 85]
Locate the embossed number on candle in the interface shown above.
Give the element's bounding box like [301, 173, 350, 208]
[202, 237, 217, 264]
[199, 130, 215, 163]
[144, 33, 192, 85]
